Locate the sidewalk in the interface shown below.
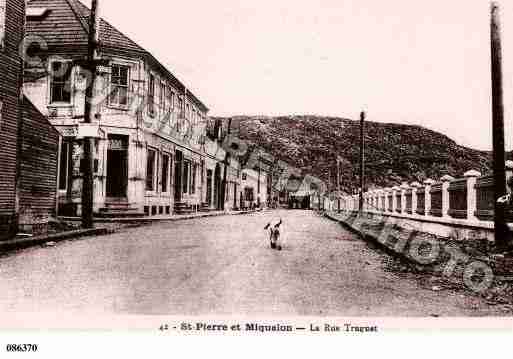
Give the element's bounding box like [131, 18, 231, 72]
[60, 209, 255, 224]
[0, 209, 263, 254]
[0, 228, 113, 253]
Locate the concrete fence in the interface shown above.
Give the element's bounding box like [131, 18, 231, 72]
[335, 162, 513, 241]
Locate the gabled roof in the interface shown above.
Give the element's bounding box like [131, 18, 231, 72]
[67, 0, 147, 55]
[26, 0, 89, 48]
[26, 0, 209, 112]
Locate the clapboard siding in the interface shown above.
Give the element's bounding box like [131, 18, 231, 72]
[18, 97, 59, 221]
[0, 0, 24, 238]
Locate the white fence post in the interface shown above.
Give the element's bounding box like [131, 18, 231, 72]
[464, 170, 481, 222]
[392, 186, 399, 213]
[441, 175, 454, 218]
[424, 179, 435, 217]
[384, 189, 389, 212]
[378, 189, 385, 212]
[411, 181, 421, 216]
[400, 183, 409, 215]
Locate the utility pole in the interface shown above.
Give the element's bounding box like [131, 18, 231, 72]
[491, 2, 508, 250]
[81, 0, 99, 228]
[359, 111, 366, 213]
[221, 118, 232, 210]
[337, 156, 341, 212]
[257, 156, 261, 207]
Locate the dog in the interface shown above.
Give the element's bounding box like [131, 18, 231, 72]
[264, 218, 283, 250]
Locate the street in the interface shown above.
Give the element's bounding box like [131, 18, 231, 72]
[0, 210, 504, 316]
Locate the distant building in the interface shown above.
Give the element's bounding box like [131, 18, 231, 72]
[289, 175, 326, 210]
[240, 168, 267, 210]
[24, 0, 233, 217]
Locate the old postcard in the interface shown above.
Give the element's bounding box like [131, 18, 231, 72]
[1, 0, 513, 355]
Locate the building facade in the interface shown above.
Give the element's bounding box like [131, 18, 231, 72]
[24, 0, 233, 217]
[17, 96, 60, 234]
[0, 0, 25, 238]
[240, 168, 268, 210]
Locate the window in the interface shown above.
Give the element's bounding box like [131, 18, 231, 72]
[169, 89, 175, 110]
[0, 99, 3, 130]
[109, 64, 129, 107]
[245, 187, 254, 202]
[146, 148, 157, 191]
[183, 160, 190, 194]
[58, 141, 73, 190]
[50, 61, 72, 104]
[165, 86, 170, 113]
[148, 74, 155, 117]
[159, 81, 165, 114]
[178, 97, 183, 116]
[162, 153, 170, 193]
[191, 163, 197, 194]
[0, 0, 5, 48]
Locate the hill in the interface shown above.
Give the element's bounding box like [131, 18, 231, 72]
[214, 115, 492, 193]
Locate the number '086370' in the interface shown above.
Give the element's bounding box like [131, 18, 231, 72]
[6, 344, 38, 352]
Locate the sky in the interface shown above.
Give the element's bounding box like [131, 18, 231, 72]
[82, 0, 513, 151]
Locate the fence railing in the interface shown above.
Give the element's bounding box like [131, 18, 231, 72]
[339, 163, 513, 225]
[448, 177, 468, 219]
[475, 175, 494, 221]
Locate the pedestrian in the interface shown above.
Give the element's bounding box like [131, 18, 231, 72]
[264, 218, 283, 250]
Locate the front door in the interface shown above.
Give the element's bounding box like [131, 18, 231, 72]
[106, 135, 128, 198]
[174, 150, 183, 202]
[214, 164, 221, 210]
[233, 183, 237, 209]
[206, 170, 213, 206]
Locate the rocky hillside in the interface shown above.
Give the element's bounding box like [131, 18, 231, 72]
[214, 115, 492, 193]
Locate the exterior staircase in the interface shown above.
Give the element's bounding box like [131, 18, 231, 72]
[97, 200, 145, 218]
[199, 203, 211, 212]
[174, 202, 194, 215]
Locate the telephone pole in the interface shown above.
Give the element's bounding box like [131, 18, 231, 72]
[359, 111, 366, 213]
[491, 2, 508, 250]
[221, 118, 232, 210]
[337, 156, 341, 212]
[81, 0, 99, 228]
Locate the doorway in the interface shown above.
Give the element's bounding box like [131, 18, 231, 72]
[214, 163, 221, 210]
[106, 135, 128, 199]
[233, 183, 237, 209]
[206, 169, 213, 207]
[174, 150, 183, 202]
